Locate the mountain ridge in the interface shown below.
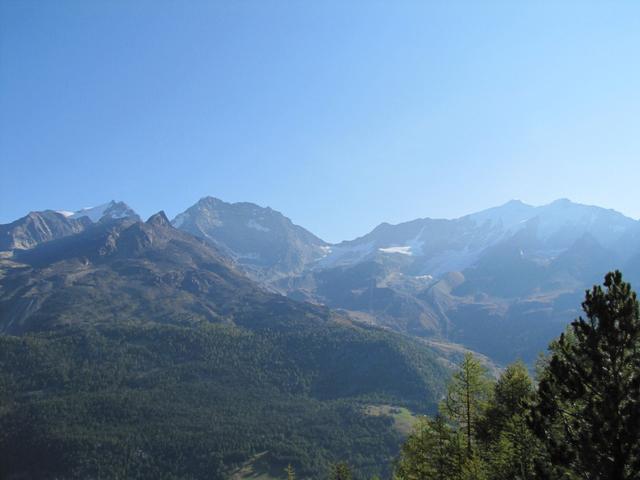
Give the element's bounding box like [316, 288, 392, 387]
[4, 196, 639, 363]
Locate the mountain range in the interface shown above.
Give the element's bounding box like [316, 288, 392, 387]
[176, 196, 640, 363]
[4, 196, 639, 365]
[2, 194, 636, 478]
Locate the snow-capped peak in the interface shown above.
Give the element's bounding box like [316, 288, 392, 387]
[70, 201, 138, 223]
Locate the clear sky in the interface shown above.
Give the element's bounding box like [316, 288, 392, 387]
[1, 1, 639, 243]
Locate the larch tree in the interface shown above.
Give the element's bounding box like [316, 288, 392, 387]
[394, 414, 465, 480]
[285, 463, 295, 480]
[442, 352, 492, 457]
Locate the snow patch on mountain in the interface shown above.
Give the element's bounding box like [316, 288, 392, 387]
[464, 199, 637, 250]
[415, 274, 433, 281]
[71, 204, 112, 222]
[70, 201, 137, 223]
[379, 246, 413, 255]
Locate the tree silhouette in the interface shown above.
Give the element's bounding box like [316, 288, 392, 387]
[531, 271, 640, 480]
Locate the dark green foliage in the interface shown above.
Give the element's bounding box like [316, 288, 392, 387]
[530, 270, 640, 480]
[330, 461, 353, 480]
[0, 321, 448, 479]
[479, 361, 541, 480]
[395, 356, 543, 480]
[394, 414, 465, 480]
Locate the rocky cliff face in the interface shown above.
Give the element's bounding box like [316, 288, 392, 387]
[0, 210, 92, 251]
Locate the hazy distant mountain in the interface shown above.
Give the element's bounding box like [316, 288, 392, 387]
[162, 195, 640, 363]
[281, 199, 640, 363]
[3, 196, 638, 364]
[172, 196, 329, 284]
[316, 199, 636, 274]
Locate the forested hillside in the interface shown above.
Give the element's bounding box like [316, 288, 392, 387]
[0, 214, 450, 479]
[0, 322, 449, 479]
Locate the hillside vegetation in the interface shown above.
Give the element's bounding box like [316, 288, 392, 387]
[394, 271, 640, 480]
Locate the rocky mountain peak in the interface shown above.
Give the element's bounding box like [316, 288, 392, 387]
[146, 211, 171, 228]
[70, 200, 139, 223]
[171, 196, 328, 285]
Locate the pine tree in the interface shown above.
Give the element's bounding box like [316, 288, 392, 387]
[442, 352, 492, 456]
[531, 271, 640, 480]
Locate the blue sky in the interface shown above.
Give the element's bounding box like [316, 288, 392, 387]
[1, 1, 639, 242]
